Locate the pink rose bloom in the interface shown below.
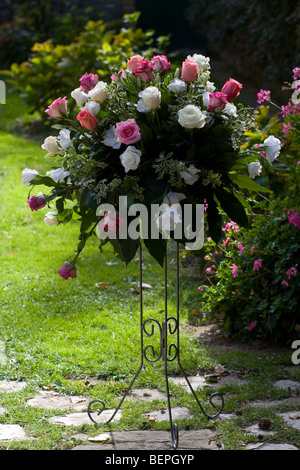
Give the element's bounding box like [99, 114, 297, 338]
[99, 211, 125, 232]
[111, 68, 127, 82]
[133, 60, 155, 82]
[207, 91, 228, 111]
[151, 55, 171, 72]
[115, 119, 141, 145]
[27, 195, 47, 212]
[76, 109, 98, 130]
[58, 261, 77, 280]
[221, 78, 243, 102]
[45, 97, 68, 118]
[181, 59, 199, 82]
[127, 54, 144, 72]
[79, 72, 98, 92]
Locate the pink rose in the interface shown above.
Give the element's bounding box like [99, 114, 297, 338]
[79, 72, 98, 92]
[181, 59, 199, 82]
[45, 97, 68, 118]
[207, 92, 228, 112]
[115, 119, 141, 145]
[27, 195, 47, 212]
[76, 109, 98, 130]
[99, 211, 125, 232]
[111, 68, 127, 82]
[133, 60, 155, 83]
[221, 78, 243, 102]
[58, 261, 77, 280]
[151, 55, 171, 72]
[127, 54, 144, 72]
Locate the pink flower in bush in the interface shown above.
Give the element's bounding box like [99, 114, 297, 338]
[151, 55, 171, 72]
[116, 119, 141, 145]
[286, 264, 298, 279]
[222, 221, 239, 233]
[257, 89, 271, 104]
[253, 259, 263, 271]
[99, 211, 125, 232]
[207, 92, 228, 112]
[127, 54, 144, 72]
[27, 195, 47, 212]
[281, 280, 289, 287]
[181, 59, 199, 82]
[58, 261, 77, 280]
[111, 68, 126, 82]
[221, 78, 242, 101]
[230, 264, 239, 277]
[293, 67, 300, 80]
[288, 210, 300, 228]
[45, 97, 68, 117]
[238, 241, 244, 254]
[76, 109, 98, 130]
[133, 60, 155, 82]
[79, 72, 98, 92]
[248, 321, 256, 331]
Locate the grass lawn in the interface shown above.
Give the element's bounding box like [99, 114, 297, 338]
[0, 85, 299, 450]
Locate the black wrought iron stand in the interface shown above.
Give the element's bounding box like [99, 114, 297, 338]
[88, 242, 224, 449]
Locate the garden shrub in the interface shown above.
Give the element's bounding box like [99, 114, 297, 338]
[8, 12, 170, 116]
[197, 69, 300, 344]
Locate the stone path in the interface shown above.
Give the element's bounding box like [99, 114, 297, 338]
[0, 373, 299, 450]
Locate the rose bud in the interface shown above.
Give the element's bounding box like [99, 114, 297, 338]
[27, 194, 47, 212]
[79, 72, 98, 92]
[76, 109, 98, 130]
[58, 261, 77, 280]
[45, 97, 68, 118]
[181, 59, 199, 82]
[221, 78, 243, 102]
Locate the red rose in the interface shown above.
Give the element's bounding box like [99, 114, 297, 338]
[221, 78, 243, 102]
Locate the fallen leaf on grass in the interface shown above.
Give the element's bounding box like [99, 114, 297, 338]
[95, 282, 110, 288]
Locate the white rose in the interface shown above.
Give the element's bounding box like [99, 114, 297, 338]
[167, 78, 187, 93]
[204, 80, 216, 92]
[102, 126, 121, 149]
[202, 92, 210, 108]
[41, 136, 60, 157]
[223, 103, 237, 116]
[57, 128, 73, 150]
[156, 203, 182, 232]
[138, 86, 161, 111]
[71, 87, 89, 107]
[264, 135, 281, 163]
[248, 161, 262, 179]
[119, 146, 142, 173]
[83, 100, 100, 116]
[46, 167, 70, 183]
[180, 164, 201, 185]
[178, 105, 206, 129]
[187, 54, 210, 71]
[44, 211, 58, 226]
[163, 192, 186, 205]
[22, 168, 39, 186]
[88, 81, 109, 103]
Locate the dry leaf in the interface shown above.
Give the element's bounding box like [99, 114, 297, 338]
[289, 413, 300, 420]
[95, 282, 110, 288]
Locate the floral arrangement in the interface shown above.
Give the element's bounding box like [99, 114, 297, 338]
[22, 53, 280, 279]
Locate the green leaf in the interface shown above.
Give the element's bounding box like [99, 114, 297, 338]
[109, 237, 140, 265]
[229, 173, 273, 193]
[214, 188, 249, 228]
[143, 237, 167, 267]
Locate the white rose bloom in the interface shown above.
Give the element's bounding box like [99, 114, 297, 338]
[57, 128, 73, 150]
[163, 192, 186, 205]
[44, 211, 58, 226]
[204, 80, 216, 92]
[83, 100, 100, 116]
[71, 87, 89, 107]
[202, 92, 210, 108]
[88, 81, 109, 103]
[41, 136, 60, 157]
[264, 135, 281, 163]
[223, 103, 238, 116]
[46, 167, 70, 183]
[187, 53, 210, 71]
[180, 164, 201, 185]
[156, 203, 182, 232]
[22, 168, 39, 186]
[138, 86, 161, 110]
[102, 126, 121, 149]
[120, 146, 142, 173]
[137, 99, 150, 113]
[167, 78, 187, 93]
[178, 105, 206, 129]
[248, 161, 262, 179]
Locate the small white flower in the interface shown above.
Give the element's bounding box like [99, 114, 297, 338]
[180, 164, 201, 185]
[248, 161, 262, 179]
[57, 128, 73, 150]
[88, 81, 109, 103]
[167, 78, 187, 93]
[138, 86, 161, 110]
[71, 87, 89, 107]
[83, 100, 100, 116]
[178, 105, 206, 129]
[41, 136, 60, 157]
[46, 168, 70, 183]
[22, 168, 39, 186]
[102, 126, 121, 149]
[119, 146, 142, 173]
[44, 211, 58, 226]
[204, 81, 216, 92]
[223, 103, 238, 116]
[187, 53, 210, 71]
[264, 135, 281, 163]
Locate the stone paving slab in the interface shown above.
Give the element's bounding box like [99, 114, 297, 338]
[27, 390, 89, 411]
[0, 424, 26, 441]
[49, 409, 122, 426]
[0, 380, 27, 393]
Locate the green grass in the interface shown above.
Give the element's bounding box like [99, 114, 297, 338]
[0, 87, 299, 450]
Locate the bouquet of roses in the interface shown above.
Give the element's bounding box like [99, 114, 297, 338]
[22, 53, 280, 279]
